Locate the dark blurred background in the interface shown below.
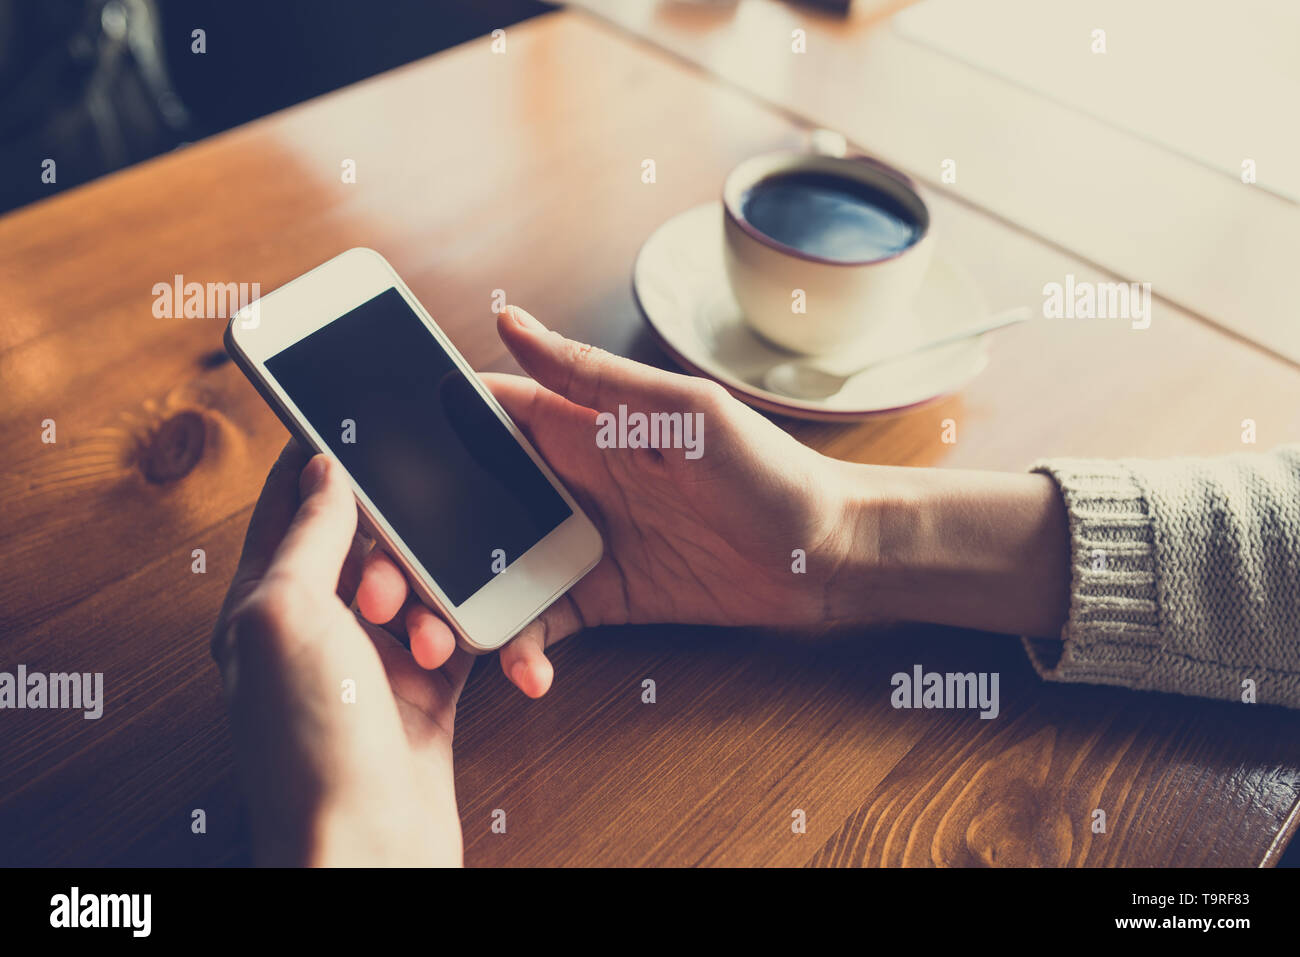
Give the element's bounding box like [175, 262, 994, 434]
[0, 0, 552, 215]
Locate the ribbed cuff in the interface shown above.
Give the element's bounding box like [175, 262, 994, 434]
[1021, 458, 1164, 689]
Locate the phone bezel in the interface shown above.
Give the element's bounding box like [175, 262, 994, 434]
[224, 247, 603, 653]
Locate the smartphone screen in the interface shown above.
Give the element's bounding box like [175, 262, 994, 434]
[264, 287, 572, 606]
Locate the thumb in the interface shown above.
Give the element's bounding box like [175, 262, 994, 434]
[496, 305, 705, 413]
[264, 454, 359, 591]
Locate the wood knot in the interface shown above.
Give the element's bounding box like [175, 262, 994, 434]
[199, 349, 231, 369]
[139, 410, 207, 484]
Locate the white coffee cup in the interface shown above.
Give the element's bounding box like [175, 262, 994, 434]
[722, 148, 935, 356]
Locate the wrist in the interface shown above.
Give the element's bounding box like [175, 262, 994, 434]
[828, 461, 1071, 637]
[252, 768, 463, 867]
[299, 797, 462, 867]
[820, 457, 903, 624]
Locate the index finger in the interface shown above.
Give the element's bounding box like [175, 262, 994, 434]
[495, 306, 704, 413]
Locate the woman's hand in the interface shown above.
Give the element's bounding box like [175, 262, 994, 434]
[355, 306, 873, 698]
[211, 443, 471, 866]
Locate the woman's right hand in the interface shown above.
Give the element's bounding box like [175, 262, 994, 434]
[353, 306, 877, 697]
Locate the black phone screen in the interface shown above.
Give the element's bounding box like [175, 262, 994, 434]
[265, 287, 571, 606]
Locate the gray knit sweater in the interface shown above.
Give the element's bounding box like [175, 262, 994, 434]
[1022, 446, 1300, 708]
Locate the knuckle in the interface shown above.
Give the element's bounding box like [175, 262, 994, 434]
[563, 339, 606, 405]
[227, 578, 310, 658]
[294, 495, 335, 527]
[299, 486, 355, 533]
[563, 340, 602, 387]
[690, 378, 731, 412]
[569, 339, 600, 365]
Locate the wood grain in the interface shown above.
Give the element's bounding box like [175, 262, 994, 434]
[1, 9, 1298, 867]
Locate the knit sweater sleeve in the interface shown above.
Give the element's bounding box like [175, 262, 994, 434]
[1021, 445, 1300, 708]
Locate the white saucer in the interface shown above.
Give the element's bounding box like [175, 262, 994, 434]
[632, 201, 991, 421]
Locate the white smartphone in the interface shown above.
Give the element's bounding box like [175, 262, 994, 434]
[224, 247, 603, 653]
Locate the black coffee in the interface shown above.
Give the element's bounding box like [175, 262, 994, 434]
[740, 171, 922, 263]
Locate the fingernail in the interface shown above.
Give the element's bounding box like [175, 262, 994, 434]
[301, 455, 330, 495]
[507, 305, 546, 332]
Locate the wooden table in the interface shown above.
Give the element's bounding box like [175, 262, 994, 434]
[2, 8, 1298, 867]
